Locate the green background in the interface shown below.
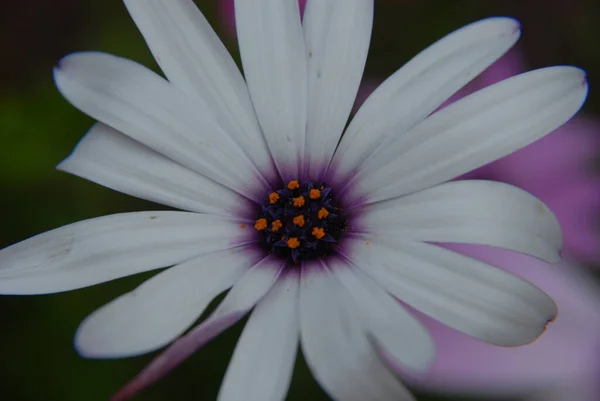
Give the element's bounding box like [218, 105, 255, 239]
[0, 1, 598, 400]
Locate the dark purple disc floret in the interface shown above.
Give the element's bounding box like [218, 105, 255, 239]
[253, 179, 347, 263]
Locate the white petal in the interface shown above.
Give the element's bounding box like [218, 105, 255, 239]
[0, 212, 251, 294]
[112, 256, 284, 401]
[355, 180, 562, 262]
[75, 246, 260, 358]
[299, 261, 415, 401]
[235, 0, 307, 179]
[349, 66, 588, 203]
[343, 237, 558, 346]
[328, 259, 434, 372]
[218, 269, 299, 401]
[54, 52, 268, 200]
[58, 123, 252, 216]
[123, 0, 275, 182]
[329, 18, 521, 181]
[302, 0, 373, 180]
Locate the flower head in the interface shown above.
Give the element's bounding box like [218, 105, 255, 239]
[0, 1, 589, 400]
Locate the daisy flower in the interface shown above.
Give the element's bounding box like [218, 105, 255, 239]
[0, 1, 588, 400]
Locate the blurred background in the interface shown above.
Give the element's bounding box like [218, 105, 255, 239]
[0, 0, 598, 400]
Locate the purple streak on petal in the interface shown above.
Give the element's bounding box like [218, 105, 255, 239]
[111, 311, 245, 401]
[352, 78, 380, 113]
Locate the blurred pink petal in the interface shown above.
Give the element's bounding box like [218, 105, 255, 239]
[403, 244, 600, 400]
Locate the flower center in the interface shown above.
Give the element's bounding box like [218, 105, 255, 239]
[254, 180, 346, 263]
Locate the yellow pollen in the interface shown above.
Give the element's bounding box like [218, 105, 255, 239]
[287, 237, 300, 249]
[271, 219, 283, 232]
[312, 227, 326, 239]
[254, 218, 267, 231]
[287, 180, 300, 190]
[268, 192, 280, 204]
[309, 189, 321, 199]
[240, 224, 247, 229]
[293, 215, 305, 227]
[317, 208, 329, 219]
[293, 196, 305, 207]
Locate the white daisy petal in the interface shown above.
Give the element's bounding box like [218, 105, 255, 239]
[302, 0, 373, 180]
[58, 123, 252, 216]
[300, 262, 415, 401]
[344, 237, 558, 346]
[235, 0, 307, 178]
[355, 180, 562, 262]
[75, 246, 261, 359]
[329, 17, 521, 180]
[112, 256, 284, 401]
[329, 259, 434, 372]
[349, 66, 588, 202]
[218, 269, 299, 401]
[53, 52, 267, 200]
[123, 0, 274, 181]
[0, 212, 250, 294]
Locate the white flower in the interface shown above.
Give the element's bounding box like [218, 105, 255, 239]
[0, 1, 588, 400]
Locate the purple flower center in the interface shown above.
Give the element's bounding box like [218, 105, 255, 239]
[254, 180, 347, 263]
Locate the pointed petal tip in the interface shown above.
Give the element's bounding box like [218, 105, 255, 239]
[545, 248, 563, 264]
[54, 53, 73, 72]
[54, 123, 98, 172]
[53, 52, 89, 74]
[469, 16, 521, 38]
[511, 299, 558, 348]
[72, 320, 142, 360]
[55, 158, 70, 172]
[53, 52, 93, 87]
[552, 65, 589, 105]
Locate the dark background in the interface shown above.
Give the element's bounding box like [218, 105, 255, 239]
[0, 1, 598, 400]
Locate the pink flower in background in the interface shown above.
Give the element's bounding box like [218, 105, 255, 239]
[409, 245, 600, 401]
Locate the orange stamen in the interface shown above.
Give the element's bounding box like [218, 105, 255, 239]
[287, 237, 300, 249]
[271, 219, 282, 232]
[317, 208, 329, 219]
[292, 215, 305, 227]
[312, 227, 326, 239]
[293, 196, 305, 207]
[309, 189, 321, 199]
[254, 218, 267, 231]
[287, 180, 300, 190]
[268, 192, 280, 204]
